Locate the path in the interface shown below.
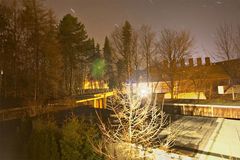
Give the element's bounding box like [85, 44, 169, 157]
[197, 119, 240, 160]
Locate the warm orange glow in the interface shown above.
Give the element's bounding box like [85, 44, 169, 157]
[83, 80, 109, 89]
[164, 92, 206, 99]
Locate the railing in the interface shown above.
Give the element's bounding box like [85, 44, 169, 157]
[77, 89, 112, 95]
[0, 106, 38, 121]
[164, 103, 240, 119]
[0, 90, 115, 121]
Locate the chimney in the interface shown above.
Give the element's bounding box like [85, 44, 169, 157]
[205, 57, 211, 65]
[180, 59, 185, 67]
[189, 58, 193, 67]
[197, 58, 202, 66]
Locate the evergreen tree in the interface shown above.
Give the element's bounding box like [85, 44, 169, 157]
[90, 43, 105, 81]
[95, 43, 101, 58]
[121, 21, 133, 82]
[111, 21, 133, 85]
[41, 10, 63, 99]
[0, 4, 11, 99]
[21, 0, 49, 102]
[116, 59, 126, 88]
[103, 36, 116, 88]
[58, 14, 88, 95]
[0, 0, 102, 105]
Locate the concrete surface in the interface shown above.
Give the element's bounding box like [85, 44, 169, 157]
[169, 115, 218, 157]
[200, 119, 240, 160]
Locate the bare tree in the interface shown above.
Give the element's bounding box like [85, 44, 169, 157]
[215, 24, 235, 61]
[155, 29, 193, 99]
[139, 25, 156, 86]
[215, 24, 240, 99]
[92, 89, 179, 159]
[233, 25, 240, 59]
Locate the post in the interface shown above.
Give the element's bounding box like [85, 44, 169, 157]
[94, 99, 97, 108]
[232, 87, 235, 100]
[99, 99, 102, 109]
[103, 95, 107, 109]
[0, 70, 3, 104]
[211, 106, 214, 117]
[183, 105, 185, 115]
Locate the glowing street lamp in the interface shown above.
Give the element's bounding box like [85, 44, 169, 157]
[137, 85, 151, 97]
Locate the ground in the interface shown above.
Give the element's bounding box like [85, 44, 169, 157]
[170, 115, 218, 157]
[171, 116, 240, 160]
[198, 119, 240, 160]
[1, 113, 240, 160]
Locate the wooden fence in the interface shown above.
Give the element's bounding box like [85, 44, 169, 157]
[164, 103, 240, 119]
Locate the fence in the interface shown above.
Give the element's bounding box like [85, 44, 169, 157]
[164, 103, 240, 119]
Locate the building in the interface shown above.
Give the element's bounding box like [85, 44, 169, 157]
[132, 57, 240, 100]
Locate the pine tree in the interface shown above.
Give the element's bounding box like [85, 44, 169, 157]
[122, 21, 133, 82]
[103, 36, 116, 88]
[111, 21, 134, 85]
[21, 0, 51, 102]
[116, 59, 126, 88]
[0, 4, 11, 99]
[58, 14, 88, 95]
[40, 10, 63, 99]
[90, 43, 105, 81]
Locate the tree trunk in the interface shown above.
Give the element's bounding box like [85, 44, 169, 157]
[147, 54, 149, 87]
[69, 66, 73, 96]
[170, 80, 174, 99]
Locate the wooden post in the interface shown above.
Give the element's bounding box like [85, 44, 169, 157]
[103, 95, 107, 109]
[183, 105, 185, 115]
[94, 99, 97, 108]
[211, 106, 214, 117]
[99, 99, 102, 109]
[232, 87, 235, 100]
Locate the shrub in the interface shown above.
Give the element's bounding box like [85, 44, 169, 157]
[60, 115, 103, 160]
[28, 118, 60, 160]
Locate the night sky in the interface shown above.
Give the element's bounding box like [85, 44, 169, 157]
[45, 0, 240, 57]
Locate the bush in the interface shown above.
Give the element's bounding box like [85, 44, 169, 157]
[28, 118, 60, 160]
[60, 115, 103, 160]
[24, 114, 103, 160]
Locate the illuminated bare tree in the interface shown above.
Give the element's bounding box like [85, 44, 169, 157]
[93, 90, 179, 159]
[155, 29, 193, 99]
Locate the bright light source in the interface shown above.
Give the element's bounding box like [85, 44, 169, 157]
[138, 86, 151, 97]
